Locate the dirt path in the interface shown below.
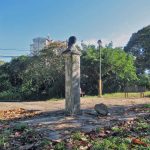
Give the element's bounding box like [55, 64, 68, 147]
[0, 97, 150, 111]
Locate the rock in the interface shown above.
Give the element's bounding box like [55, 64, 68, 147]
[94, 103, 108, 116]
[105, 130, 111, 134]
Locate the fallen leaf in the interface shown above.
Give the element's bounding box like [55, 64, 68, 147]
[0, 108, 39, 120]
[132, 138, 147, 147]
[15, 132, 21, 137]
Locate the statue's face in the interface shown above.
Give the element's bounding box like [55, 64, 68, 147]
[68, 36, 77, 46]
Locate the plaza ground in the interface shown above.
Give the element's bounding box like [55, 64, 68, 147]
[0, 95, 150, 112]
[0, 94, 150, 149]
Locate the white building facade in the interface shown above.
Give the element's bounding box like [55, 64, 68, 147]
[30, 37, 50, 55]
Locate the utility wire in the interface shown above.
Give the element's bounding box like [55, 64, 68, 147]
[0, 48, 30, 51]
[0, 54, 30, 57]
[0, 48, 30, 58]
[0, 55, 20, 58]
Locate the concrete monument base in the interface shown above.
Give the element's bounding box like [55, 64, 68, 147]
[65, 53, 80, 115]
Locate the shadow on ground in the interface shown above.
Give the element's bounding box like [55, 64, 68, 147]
[0, 103, 146, 141]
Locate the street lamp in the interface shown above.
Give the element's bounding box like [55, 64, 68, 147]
[97, 40, 102, 97]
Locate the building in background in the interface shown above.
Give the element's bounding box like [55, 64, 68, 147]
[30, 37, 51, 55]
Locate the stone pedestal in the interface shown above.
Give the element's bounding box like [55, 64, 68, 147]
[65, 53, 80, 115]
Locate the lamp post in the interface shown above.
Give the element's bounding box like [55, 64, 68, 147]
[97, 40, 102, 97]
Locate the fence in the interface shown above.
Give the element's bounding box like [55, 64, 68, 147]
[124, 85, 146, 98]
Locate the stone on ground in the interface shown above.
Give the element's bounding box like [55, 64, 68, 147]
[94, 103, 109, 116]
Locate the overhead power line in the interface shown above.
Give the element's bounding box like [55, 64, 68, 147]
[0, 48, 30, 51]
[0, 55, 19, 58]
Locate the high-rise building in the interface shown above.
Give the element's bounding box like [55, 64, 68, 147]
[30, 37, 50, 55]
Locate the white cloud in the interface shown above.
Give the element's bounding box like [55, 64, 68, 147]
[112, 34, 131, 47]
[77, 38, 110, 47]
[77, 33, 131, 48]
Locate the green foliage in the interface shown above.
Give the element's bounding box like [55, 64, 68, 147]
[13, 123, 28, 132]
[72, 131, 83, 140]
[40, 139, 52, 147]
[54, 142, 65, 150]
[125, 25, 150, 72]
[0, 89, 21, 101]
[0, 42, 65, 100]
[81, 45, 137, 94]
[111, 126, 123, 132]
[136, 122, 150, 130]
[137, 74, 150, 89]
[92, 137, 129, 150]
[0, 41, 141, 100]
[0, 135, 8, 148]
[144, 104, 150, 108]
[0, 129, 10, 149]
[20, 42, 65, 99]
[95, 127, 103, 133]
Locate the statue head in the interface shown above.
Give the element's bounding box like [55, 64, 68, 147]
[68, 36, 77, 47]
[62, 36, 80, 55]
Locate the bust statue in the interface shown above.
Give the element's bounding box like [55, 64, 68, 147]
[62, 36, 81, 55]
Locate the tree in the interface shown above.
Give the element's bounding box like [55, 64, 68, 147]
[137, 74, 150, 89]
[0, 41, 138, 100]
[124, 25, 150, 73]
[20, 42, 66, 99]
[0, 42, 66, 100]
[81, 45, 137, 94]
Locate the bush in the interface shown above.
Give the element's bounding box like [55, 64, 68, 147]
[0, 89, 21, 101]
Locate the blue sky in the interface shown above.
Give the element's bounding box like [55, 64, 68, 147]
[0, 0, 150, 61]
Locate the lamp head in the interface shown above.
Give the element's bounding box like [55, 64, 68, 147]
[97, 40, 102, 46]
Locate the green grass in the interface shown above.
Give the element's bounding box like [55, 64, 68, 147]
[47, 98, 64, 101]
[144, 103, 150, 108]
[92, 137, 130, 150]
[72, 131, 83, 141]
[84, 91, 150, 99]
[46, 91, 150, 101]
[103, 91, 150, 98]
[0, 128, 10, 149]
[13, 123, 28, 132]
[54, 142, 65, 150]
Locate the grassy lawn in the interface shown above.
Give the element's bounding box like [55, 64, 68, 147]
[84, 91, 150, 99]
[103, 91, 150, 98]
[47, 91, 150, 101]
